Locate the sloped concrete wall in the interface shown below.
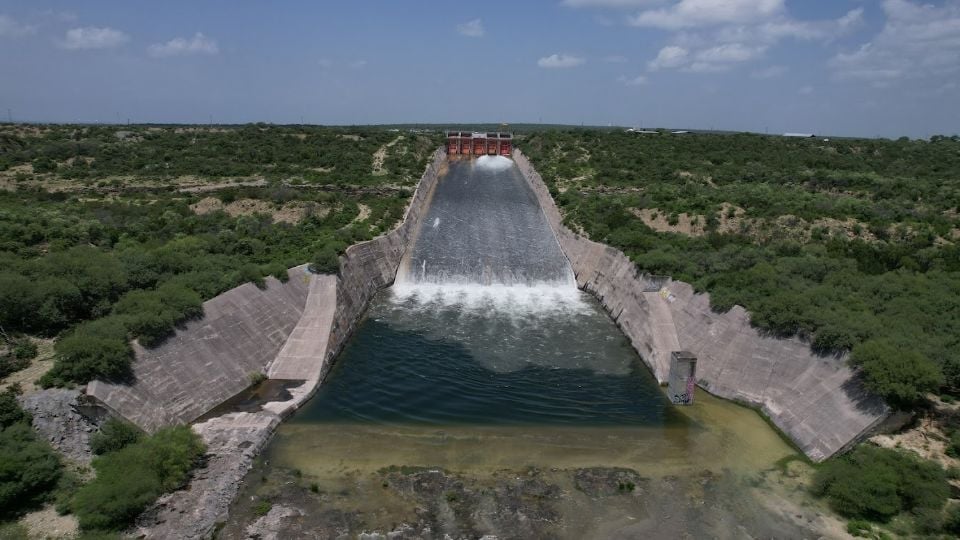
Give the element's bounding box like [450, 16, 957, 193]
[326, 148, 446, 361]
[88, 267, 313, 433]
[89, 149, 447, 435]
[134, 150, 448, 538]
[514, 149, 888, 461]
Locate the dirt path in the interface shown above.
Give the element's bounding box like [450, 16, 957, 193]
[372, 136, 404, 176]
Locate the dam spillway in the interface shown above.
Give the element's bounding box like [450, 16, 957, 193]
[293, 154, 675, 425]
[397, 155, 575, 288]
[219, 153, 808, 538]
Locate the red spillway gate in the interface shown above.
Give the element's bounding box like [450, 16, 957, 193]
[446, 131, 512, 158]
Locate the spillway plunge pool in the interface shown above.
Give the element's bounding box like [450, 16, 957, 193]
[217, 287, 825, 538]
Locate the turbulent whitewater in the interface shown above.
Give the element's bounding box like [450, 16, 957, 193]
[397, 155, 575, 290]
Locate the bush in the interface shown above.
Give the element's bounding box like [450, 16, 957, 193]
[0, 386, 30, 428]
[0, 353, 30, 380]
[11, 339, 37, 360]
[850, 340, 942, 408]
[309, 247, 341, 275]
[944, 504, 960, 535]
[0, 423, 63, 518]
[71, 426, 205, 531]
[812, 444, 949, 522]
[90, 418, 143, 455]
[41, 317, 132, 386]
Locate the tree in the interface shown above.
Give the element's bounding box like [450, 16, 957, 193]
[41, 317, 132, 386]
[851, 339, 943, 407]
[0, 423, 63, 518]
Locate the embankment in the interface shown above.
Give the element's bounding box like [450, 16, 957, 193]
[514, 149, 888, 462]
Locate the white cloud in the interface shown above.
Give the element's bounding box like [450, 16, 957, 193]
[456, 18, 484, 37]
[603, 54, 628, 63]
[537, 53, 586, 68]
[647, 45, 688, 70]
[636, 3, 862, 74]
[61, 27, 129, 50]
[798, 85, 814, 95]
[148, 32, 218, 58]
[629, 0, 785, 30]
[830, 0, 960, 86]
[750, 65, 787, 79]
[0, 14, 36, 38]
[618, 74, 648, 85]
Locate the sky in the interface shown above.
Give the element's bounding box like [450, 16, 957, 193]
[0, 0, 958, 138]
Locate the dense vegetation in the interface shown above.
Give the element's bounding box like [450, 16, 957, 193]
[812, 444, 953, 534]
[520, 130, 960, 406]
[69, 426, 204, 532]
[0, 386, 64, 520]
[0, 124, 440, 386]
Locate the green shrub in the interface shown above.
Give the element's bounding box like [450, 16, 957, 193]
[41, 317, 132, 386]
[71, 426, 205, 531]
[0, 386, 30, 428]
[253, 500, 272, 516]
[944, 505, 960, 535]
[0, 423, 63, 518]
[812, 445, 949, 522]
[846, 519, 872, 537]
[851, 340, 942, 408]
[946, 432, 960, 459]
[309, 247, 341, 275]
[90, 418, 143, 455]
[11, 340, 37, 360]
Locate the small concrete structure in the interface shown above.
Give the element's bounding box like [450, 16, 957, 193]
[668, 351, 697, 405]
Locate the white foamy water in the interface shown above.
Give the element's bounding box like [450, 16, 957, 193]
[389, 282, 591, 316]
[474, 155, 514, 171]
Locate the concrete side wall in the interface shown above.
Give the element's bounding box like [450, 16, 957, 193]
[89, 149, 447, 435]
[88, 267, 313, 433]
[514, 149, 888, 461]
[135, 150, 448, 539]
[327, 149, 446, 362]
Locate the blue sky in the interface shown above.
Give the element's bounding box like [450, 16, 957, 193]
[0, 0, 958, 137]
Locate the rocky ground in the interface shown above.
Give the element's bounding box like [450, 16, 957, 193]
[217, 463, 832, 539]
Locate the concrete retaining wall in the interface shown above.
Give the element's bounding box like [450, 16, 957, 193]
[514, 149, 888, 461]
[132, 149, 447, 539]
[89, 149, 447, 435]
[88, 267, 313, 433]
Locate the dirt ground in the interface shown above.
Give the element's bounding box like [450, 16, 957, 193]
[1, 338, 55, 394]
[18, 506, 78, 540]
[372, 135, 404, 176]
[189, 197, 319, 224]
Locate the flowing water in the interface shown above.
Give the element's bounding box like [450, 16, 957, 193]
[221, 156, 821, 539]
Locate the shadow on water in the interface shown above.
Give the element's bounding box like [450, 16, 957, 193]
[293, 316, 684, 428]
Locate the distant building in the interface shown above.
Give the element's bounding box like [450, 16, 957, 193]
[784, 132, 815, 138]
[671, 130, 691, 134]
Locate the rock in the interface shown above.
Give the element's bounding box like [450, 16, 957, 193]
[19, 388, 98, 464]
